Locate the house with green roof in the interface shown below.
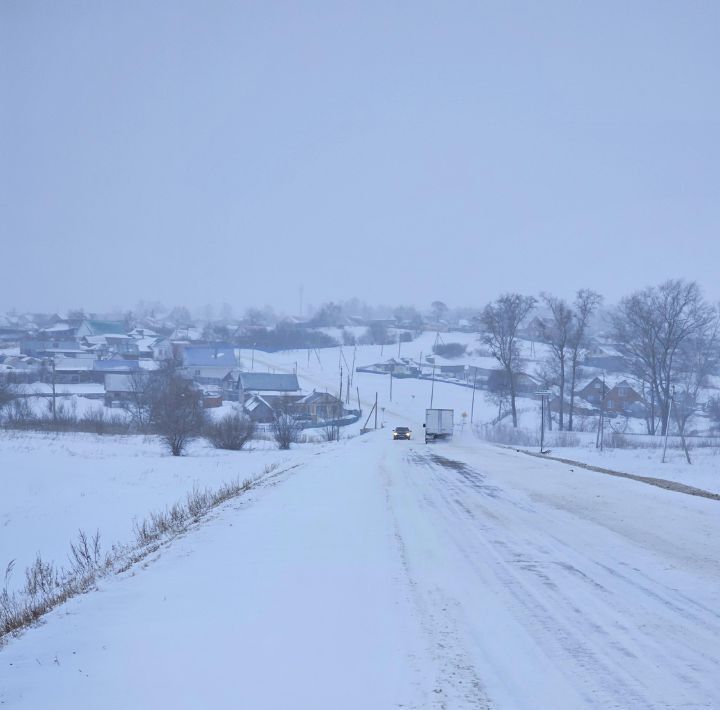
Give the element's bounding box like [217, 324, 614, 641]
[76, 319, 127, 338]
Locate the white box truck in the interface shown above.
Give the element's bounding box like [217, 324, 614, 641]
[424, 408, 454, 443]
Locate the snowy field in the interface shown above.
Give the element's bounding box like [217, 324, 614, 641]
[2, 430, 719, 708]
[2, 336, 720, 708]
[0, 432, 296, 593]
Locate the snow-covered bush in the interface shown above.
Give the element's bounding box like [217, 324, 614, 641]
[271, 414, 301, 450]
[205, 412, 256, 451]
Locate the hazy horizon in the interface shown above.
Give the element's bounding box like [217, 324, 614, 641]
[2, 2, 719, 313]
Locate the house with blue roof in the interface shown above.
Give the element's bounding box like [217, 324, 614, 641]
[223, 371, 300, 403]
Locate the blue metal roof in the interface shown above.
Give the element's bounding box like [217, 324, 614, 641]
[239, 372, 299, 392]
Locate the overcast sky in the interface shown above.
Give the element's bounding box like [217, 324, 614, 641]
[2, 1, 719, 316]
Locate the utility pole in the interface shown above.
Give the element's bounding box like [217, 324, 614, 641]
[50, 358, 56, 424]
[430, 358, 436, 408]
[397, 334, 401, 359]
[470, 368, 478, 424]
[597, 373, 606, 451]
[662, 387, 674, 463]
[671, 387, 692, 464]
[374, 392, 378, 429]
[389, 370, 393, 402]
[350, 347, 356, 391]
[251, 343, 256, 371]
[535, 389, 551, 453]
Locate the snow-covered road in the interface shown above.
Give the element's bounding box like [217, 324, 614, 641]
[387, 442, 720, 708]
[2, 433, 719, 709]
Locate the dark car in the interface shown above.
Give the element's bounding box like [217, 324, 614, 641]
[392, 426, 411, 440]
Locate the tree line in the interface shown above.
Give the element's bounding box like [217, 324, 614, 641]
[479, 279, 719, 434]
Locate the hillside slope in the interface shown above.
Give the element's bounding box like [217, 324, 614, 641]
[3, 433, 719, 709]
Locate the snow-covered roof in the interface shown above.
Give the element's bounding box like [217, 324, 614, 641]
[105, 372, 147, 393]
[183, 346, 237, 368]
[243, 394, 272, 412]
[84, 320, 126, 335]
[83, 335, 110, 346]
[41, 323, 76, 333]
[297, 390, 341, 404]
[129, 328, 159, 338]
[54, 358, 95, 372]
[93, 359, 140, 372]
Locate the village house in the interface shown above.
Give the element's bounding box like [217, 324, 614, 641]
[605, 380, 645, 417]
[75, 319, 127, 339]
[129, 330, 172, 361]
[20, 339, 87, 358]
[355, 358, 420, 377]
[575, 377, 646, 417]
[54, 357, 99, 384]
[180, 345, 238, 385]
[292, 391, 344, 422]
[241, 389, 345, 426]
[241, 394, 279, 423]
[520, 316, 548, 342]
[225, 371, 300, 402]
[81, 334, 139, 359]
[576, 376, 606, 407]
[104, 372, 147, 406]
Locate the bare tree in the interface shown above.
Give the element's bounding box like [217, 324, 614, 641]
[567, 289, 603, 431]
[671, 313, 719, 435]
[484, 387, 511, 424]
[147, 369, 206, 456]
[168, 305, 192, 326]
[205, 411, 256, 450]
[272, 413, 301, 450]
[323, 421, 340, 442]
[121, 370, 152, 432]
[539, 294, 573, 430]
[612, 280, 715, 436]
[0, 376, 19, 419]
[480, 293, 536, 427]
[707, 394, 720, 431]
[430, 301, 448, 323]
[243, 307, 266, 326]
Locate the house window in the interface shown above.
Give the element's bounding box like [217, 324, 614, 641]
[607, 399, 613, 409]
[195, 369, 201, 376]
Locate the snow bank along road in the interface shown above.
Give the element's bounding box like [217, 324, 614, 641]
[2, 434, 719, 709]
